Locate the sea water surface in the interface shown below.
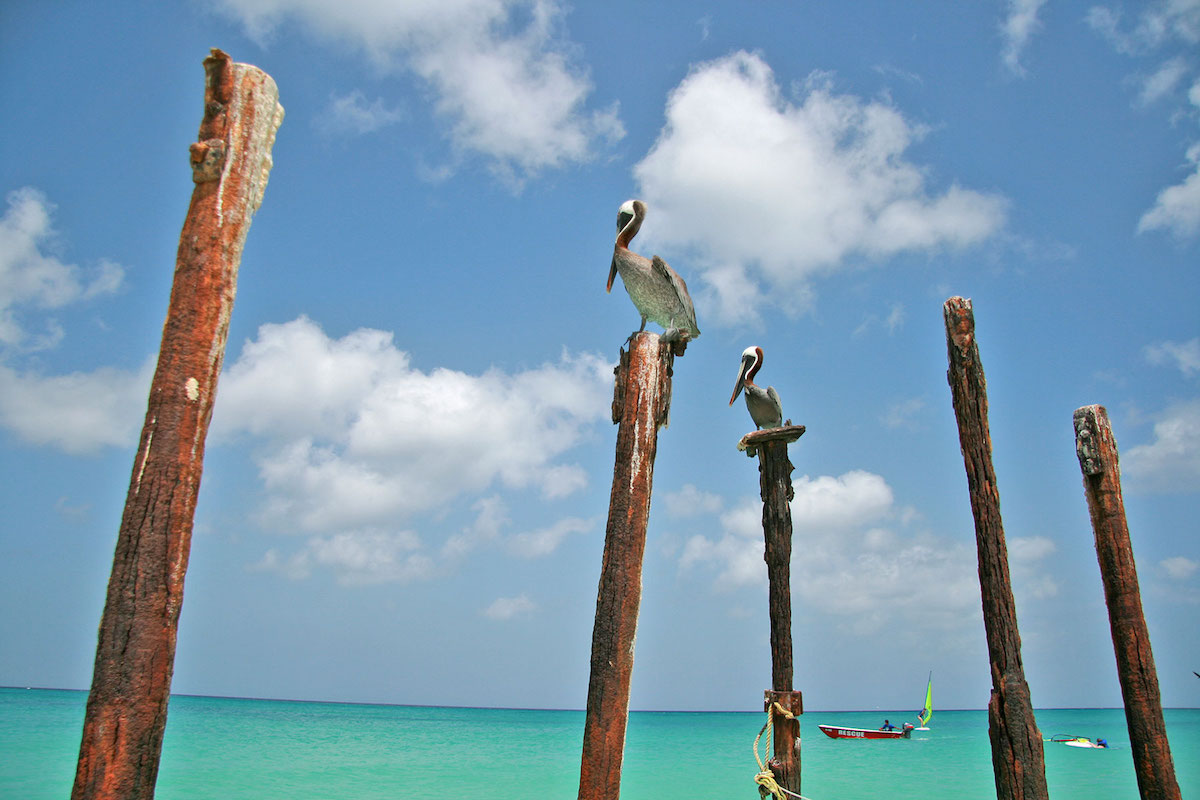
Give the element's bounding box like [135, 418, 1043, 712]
[3, 688, 1196, 799]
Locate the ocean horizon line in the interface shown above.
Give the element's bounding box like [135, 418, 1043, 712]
[9, 686, 1192, 715]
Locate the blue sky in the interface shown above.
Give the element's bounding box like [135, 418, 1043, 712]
[1, 0, 1197, 714]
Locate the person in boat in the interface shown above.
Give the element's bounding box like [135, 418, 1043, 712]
[880, 719, 895, 731]
[1096, 738, 1108, 748]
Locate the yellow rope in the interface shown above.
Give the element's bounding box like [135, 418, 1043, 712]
[753, 702, 810, 800]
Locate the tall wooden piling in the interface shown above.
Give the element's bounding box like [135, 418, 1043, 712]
[738, 425, 806, 798]
[578, 332, 674, 800]
[1073, 405, 1180, 800]
[72, 49, 282, 800]
[943, 297, 1048, 800]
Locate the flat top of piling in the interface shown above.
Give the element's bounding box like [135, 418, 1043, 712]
[737, 424, 806, 453]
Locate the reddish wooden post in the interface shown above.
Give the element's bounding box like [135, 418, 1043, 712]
[739, 425, 806, 797]
[578, 332, 674, 800]
[72, 49, 282, 800]
[1073, 405, 1181, 800]
[943, 297, 1048, 800]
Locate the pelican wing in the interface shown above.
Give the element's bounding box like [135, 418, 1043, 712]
[767, 385, 783, 422]
[652, 255, 699, 335]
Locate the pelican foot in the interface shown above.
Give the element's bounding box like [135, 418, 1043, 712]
[659, 327, 690, 344]
[660, 328, 691, 357]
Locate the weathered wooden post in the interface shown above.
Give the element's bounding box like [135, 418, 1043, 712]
[738, 426, 806, 798]
[1073, 405, 1181, 800]
[578, 332, 674, 800]
[943, 297, 1048, 800]
[72, 49, 282, 800]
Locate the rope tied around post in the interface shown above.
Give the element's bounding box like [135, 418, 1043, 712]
[753, 702, 810, 800]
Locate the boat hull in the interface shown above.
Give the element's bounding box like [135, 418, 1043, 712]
[818, 724, 912, 740]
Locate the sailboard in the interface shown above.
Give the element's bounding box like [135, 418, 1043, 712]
[915, 672, 932, 730]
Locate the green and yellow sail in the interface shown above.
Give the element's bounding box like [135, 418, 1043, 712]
[918, 672, 933, 728]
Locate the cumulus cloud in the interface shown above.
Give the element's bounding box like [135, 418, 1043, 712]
[213, 316, 612, 535]
[256, 529, 434, 586]
[484, 593, 536, 620]
[632, 52, 1006, 324]
[316, 90, 404, 136]
[1137, 57, 1191, 105]
[1089, 2, 1200, 237]
[679, 470, 999, 633]
[1007, 535, 1059, 599]
[0, 359, 153, 454]
[1123, 399, 1200, 491]
[1000, 0, 1048, 76]
[663, 483, 724, 518]
[0, 187, 124, 349]
[509, 516, 593, 557]
[1138, 142, 1200, 237]
[1087, 1, 1200, 54]
[1161, 555, 1198, 579]
[215, 0, 622, 181]
[1145, 337, 1200, 376]
[880, 396, 926, 430]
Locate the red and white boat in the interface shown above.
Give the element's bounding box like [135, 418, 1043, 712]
[818, 723, 914, 740]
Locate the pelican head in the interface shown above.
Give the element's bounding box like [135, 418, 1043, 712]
[608, 199, 646, 293]
[729, 345, 762, 405]
[615, 199, 641, 236]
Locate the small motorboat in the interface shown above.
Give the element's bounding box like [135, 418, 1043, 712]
[1050, 734, 1108, 749]
[819, 723, 914, 740]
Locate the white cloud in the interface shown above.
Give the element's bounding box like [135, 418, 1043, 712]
[1145, 337, 1200, 376]
[880, 396, 926, 430]
[1089, 3, 1200, 237]
[1087, 0, 1200, 54]
[316, 90, 404, 136]
[679, 470, 985, 633]
[1138, 142, 1200, 237]
[1000, 0, 1048, 76]
[442, 495, 509, 560]
[1008, 535, 1059, 599]
[1123, 398, 1200, 491]
[509, 516, 592, 558]
[1137, 57, 1190, 105]
[216, 0, 622, 181]
[0, 187, 124, 349]
[213, 316, 612, 534]
[632, 52, 1006, 324]
[256, 529, 434, 586]
[663, 483, 724, 517]
[0, 359, 153, 454]
[484, 593, 536, 620]
[1162, 555, 1198, 579]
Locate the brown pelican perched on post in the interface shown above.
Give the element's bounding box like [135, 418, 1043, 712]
[730, 346, 783, 429]
[607, 199, 700, 344]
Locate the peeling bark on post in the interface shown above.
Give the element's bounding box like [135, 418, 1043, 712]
[72, 49, 282, 800]
[943, 298, 1048, 800]
[737, 425, 805, 797]
[579, 332, 673, 800]
[1074, 405, 1181, 800]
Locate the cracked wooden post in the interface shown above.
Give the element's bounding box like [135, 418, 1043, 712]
[738, 425, 806, 798]
[72, 49, 282, 800]
[943, 297, 1048, 800]
[1073, 405, 1181, 800]
[578, 331, 674, 800]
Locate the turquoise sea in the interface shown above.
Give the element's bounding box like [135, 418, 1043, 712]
[2, 688, 1196, 799]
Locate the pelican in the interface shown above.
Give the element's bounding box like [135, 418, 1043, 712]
[730, 345, 783, 429]
[607, 199, 700, 343]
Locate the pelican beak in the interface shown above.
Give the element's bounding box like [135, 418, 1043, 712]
[616, 209, 634, 233]
[730, 357, 752, 405]
[607, 254, 618, 293]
